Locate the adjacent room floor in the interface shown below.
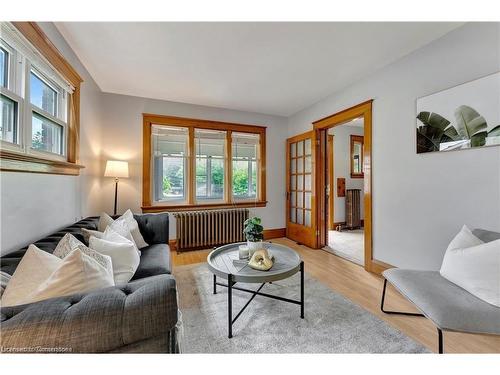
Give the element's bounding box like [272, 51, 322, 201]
[325, 229, 364, 265]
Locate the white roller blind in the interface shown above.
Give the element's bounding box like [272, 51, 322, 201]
[232, 132, 259, 159]
[195, 129, 225, 157]
[152, 125, 188, 156]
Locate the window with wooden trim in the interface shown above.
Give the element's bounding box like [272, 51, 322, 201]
[143, 114, 266, 212]
[0, 22, 83, 175]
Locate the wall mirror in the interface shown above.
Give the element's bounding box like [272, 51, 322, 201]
[350, 135, 364, 178]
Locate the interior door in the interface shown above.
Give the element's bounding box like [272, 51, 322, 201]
[286, 131, 317, 248]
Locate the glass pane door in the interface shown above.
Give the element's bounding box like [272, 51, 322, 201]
[286, 131, 317, 248]
[289, 139, 312, 227]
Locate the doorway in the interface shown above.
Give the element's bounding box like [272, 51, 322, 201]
[325, 119, 365, 265]
[313, 100, 375, 272]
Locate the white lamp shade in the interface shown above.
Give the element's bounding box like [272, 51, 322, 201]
[104, 160, 129, 178]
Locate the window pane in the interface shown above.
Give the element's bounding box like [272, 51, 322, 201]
[297, 140, 304, 157]
[304, 174, 312, 191]
[297, 209, 304, 225]
[0, 94, 17, 143]
[195, 129, 225, 201]
[161, 157, 185, 200]
[0, 47, 7, 88]
[305, 138, 311, 155]
[304, 156, 312, 173]
[232, 132, 259, 200]
[210, 158, 224, 198]
[297, 192, 303, 208]
[30, 71, 57, 116]
[31, 113, 63, 154]
[304, 210, 311, 227]
[232, 159, 251, 198]
[304, 192, 312, 209]
[196, 158, 208, 197]
[297, 157, 303, 173]
[151, 125, 188, 202]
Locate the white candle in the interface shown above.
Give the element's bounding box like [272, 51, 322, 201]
[238, 245, 249, 259]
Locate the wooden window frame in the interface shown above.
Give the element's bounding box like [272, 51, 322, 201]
[0, 22, 84, 176]
[350, 134, 364, 178]
[142, 113, 267, 212]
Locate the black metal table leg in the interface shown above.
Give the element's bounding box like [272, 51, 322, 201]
[228, 274, 233, 339]
[437, 328, 443, 354]
[300, 261, 304, 319]
[213, 274, 217, 294]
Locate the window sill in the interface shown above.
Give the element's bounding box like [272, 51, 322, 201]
[0, 149, 84, 175]
[141, 200, 267, 213]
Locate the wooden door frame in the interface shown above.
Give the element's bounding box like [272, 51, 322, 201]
[327, 135, 335, 231]
[313, 100, 389, 274]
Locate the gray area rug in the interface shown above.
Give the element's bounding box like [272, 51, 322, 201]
[174, 263, 429, 353]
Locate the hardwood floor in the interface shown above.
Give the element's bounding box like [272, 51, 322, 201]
[172, 238, 500, 353]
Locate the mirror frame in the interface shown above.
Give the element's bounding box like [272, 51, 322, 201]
[350, 135, 364, 178]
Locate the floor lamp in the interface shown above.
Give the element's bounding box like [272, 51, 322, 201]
[104, 160, 129, 216]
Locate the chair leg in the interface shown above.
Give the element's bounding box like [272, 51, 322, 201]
[380, 279, 425, 317]
[437, 328, 444, 354]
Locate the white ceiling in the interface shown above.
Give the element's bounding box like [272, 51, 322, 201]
[55, 22, 463, 116]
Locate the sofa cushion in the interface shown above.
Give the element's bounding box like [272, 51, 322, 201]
[133, 213, 169, 245]
[383, 269, 500, 335]
[133, 244, 171, 279]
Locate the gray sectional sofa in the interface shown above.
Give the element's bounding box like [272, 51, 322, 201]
[0, 213, 179, 353]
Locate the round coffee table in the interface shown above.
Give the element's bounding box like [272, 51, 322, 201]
[207, 242, 304, 338]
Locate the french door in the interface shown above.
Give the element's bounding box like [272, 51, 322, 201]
[286, 131, 318, 248]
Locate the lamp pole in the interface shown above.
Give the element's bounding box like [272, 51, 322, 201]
[113, 177, 119, 216]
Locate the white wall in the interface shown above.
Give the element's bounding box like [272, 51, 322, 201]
[289, 22, 500, 270]
[99, 92, 288, 239]
[0, 23, 104, 255]
[328, 125, 364, 222]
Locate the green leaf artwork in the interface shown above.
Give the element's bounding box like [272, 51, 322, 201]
[416, 105, 499, 153]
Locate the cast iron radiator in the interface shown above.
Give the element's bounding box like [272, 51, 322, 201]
[173, 208, 249, 252]
[345, 189, 361, 229]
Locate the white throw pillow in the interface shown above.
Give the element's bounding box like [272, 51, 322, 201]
[21, 249, 114, 306]
[440, 228, 500, 307]
[53, 234, 113, 277]
[107, 219, 140, 255]
[122, 209, 148, 249]
[97, 210, 148, 250]
[98, 212, 114, 232]
[89, 229, 140, 284]
[446, 225, 483, 252]
[1, 245, 62, 307]
[81, 228, 104, 244]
